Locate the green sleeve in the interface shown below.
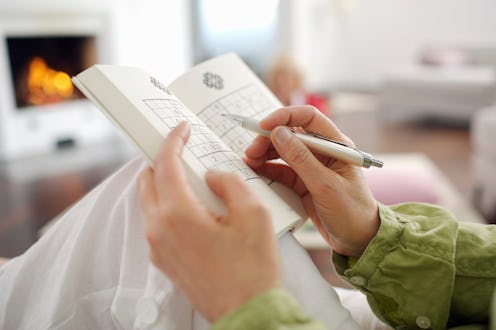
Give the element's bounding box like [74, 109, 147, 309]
[332, 203, 496, 330]
[211, 288, 326, 330]
[492, 290, 496, 330]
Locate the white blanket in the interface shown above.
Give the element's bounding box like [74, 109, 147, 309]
[0, 157, 387, 329]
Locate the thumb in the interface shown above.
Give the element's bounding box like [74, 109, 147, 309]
[271, 126, 333, 186]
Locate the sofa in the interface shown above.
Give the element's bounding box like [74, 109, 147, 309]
[380, 44, 496, 124]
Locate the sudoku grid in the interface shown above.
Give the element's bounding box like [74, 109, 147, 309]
[196, 84, 273, 155]
[143, 94, 259, 180]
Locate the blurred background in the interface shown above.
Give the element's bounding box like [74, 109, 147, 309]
[0, 0, 495, 275]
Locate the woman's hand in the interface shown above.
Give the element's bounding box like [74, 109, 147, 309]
[138, 122, 281, 322]
[245, 106, 379, 258]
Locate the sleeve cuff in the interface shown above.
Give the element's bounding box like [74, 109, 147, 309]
[332, 202, 458, 330]
[333, 202, 404, 280]
[211, 288, 324, 330]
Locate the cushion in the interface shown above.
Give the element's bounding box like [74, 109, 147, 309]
[364, 165, 440, 205]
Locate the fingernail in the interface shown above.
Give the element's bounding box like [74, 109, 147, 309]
[274, 126, 292, 145]
[177, 121, 190, 134]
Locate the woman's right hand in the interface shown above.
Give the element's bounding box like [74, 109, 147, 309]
[245, 106, 380, 258]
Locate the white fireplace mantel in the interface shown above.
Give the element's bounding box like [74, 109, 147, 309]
[0, 7, 117, 160]
[0, 0, 192, 161]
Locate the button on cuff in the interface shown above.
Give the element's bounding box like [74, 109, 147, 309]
[415, 315, 431, 329]
[349, 275, 367, 287]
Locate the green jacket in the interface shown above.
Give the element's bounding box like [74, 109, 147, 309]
[212, 203, 496, 330]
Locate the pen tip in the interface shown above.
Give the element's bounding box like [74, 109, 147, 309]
[371, 159, 384, 168]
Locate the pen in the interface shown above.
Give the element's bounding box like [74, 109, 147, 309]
[221, 113, 384, 168]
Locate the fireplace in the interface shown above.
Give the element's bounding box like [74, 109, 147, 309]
[7, 35, 95, 109]
[0, 12, 116, 160]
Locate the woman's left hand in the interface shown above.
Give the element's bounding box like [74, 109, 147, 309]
[138, 122, 281, 322]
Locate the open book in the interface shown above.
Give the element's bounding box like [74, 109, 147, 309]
[72, 53, 306, 236]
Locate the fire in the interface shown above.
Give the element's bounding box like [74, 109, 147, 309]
[26, 57, 74, 105]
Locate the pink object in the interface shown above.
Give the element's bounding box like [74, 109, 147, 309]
[364, 166, 440, 205]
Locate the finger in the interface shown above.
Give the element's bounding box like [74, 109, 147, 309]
[250, 161, 309, 197]
[138, 167, 171, 248]
[260, 106, 354, 146]
[244, 149, 280, 169]
[270, 126, 339, 190]
[205, 170, 270, 227]
[245, 134, 272, 160]
[244, 135, 280, 169]
[205, 171, 257, 207]
[153, 122, 198, 205]
[137, 167, 159, 222]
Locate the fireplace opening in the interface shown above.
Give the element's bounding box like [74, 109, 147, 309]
[6, 35, 97, 109]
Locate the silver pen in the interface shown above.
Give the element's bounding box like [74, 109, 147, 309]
[221, 113, 383, 168]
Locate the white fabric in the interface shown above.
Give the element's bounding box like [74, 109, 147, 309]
[335, 288, 392, 330]
[472, 105, 496, 160]
[0, 157, 373, 329]
[471, 106, 496, 217]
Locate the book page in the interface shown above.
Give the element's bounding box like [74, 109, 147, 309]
[74, 64, 303, 235]
[168, 53, 307, 227]
[168, 53, 279, 154]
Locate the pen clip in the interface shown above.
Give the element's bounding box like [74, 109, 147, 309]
[310, 132, 383, 168]
[310, 133, 351, 148]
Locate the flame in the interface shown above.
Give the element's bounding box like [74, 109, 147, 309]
[26, 57, 74, 105]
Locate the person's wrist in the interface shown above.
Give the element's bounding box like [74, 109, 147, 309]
[332, 201, 380, 258]
[354, 202, 380, 257]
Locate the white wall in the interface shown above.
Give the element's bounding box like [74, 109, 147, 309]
[0, 0, 192, 83]
[111, 0, 193, 83]
[287, 0, 496, 91]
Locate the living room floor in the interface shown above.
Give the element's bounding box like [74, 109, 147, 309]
[0, 93, 486, 261]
